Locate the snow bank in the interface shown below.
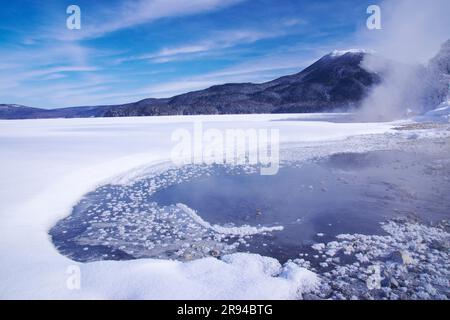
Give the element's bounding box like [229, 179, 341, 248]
[71, 253, 319, 300]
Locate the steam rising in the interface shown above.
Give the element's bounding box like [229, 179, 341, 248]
[356, 0, 450, 121]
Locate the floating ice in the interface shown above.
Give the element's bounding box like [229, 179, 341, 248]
[299, 219, 450, 300]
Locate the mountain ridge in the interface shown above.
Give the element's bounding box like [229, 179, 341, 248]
[0, 51, 380, 119]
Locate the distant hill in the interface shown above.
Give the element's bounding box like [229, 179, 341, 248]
[0, 50, 381, 119]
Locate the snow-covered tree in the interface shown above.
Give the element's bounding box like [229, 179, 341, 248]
[422, 40, 450, 111]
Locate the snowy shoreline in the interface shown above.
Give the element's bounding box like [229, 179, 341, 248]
[0, 113, 448, 299]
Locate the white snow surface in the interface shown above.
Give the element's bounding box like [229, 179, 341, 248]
[330, 49, 374, 57]
[422, 101, 450, 122]
[0, 113, 395, 299]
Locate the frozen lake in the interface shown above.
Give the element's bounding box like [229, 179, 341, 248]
[1, 114, 449, 299]
[50, 148, 450, 264]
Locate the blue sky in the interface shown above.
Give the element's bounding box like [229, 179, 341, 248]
[0, 0, 378, 108]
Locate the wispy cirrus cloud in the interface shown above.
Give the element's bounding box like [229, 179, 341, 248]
[24, 66, 100, 79]
[117, 18, 307, 64]
[52, 0, 246, 41]
[117, 29, 280, 64]
[0, 0, 249, 107]
[0, 40, 115, 106]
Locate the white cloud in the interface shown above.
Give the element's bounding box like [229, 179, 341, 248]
[118, 29, 285, 64]
[53, 0, 245, 41]
[0, 40, 116, 107]
[24, 66, 99, 79]
[0, 0, 248, 107]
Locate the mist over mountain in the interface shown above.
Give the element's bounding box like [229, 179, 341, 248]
[1, 51, 380, 119]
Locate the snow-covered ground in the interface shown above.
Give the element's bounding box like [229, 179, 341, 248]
[0, 113, 443, 299]
[421, 101, 450, 122]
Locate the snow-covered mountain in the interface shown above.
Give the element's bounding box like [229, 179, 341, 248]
[0, 104, 44, 118]
[419, 40, 450, 121]
[423, 40, 450, 110]
[0, 51, 380, 119]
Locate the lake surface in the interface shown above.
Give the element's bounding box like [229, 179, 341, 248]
[50, 149, 450, 263]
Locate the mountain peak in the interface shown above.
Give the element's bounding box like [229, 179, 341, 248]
[329, 49, 374, 57]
